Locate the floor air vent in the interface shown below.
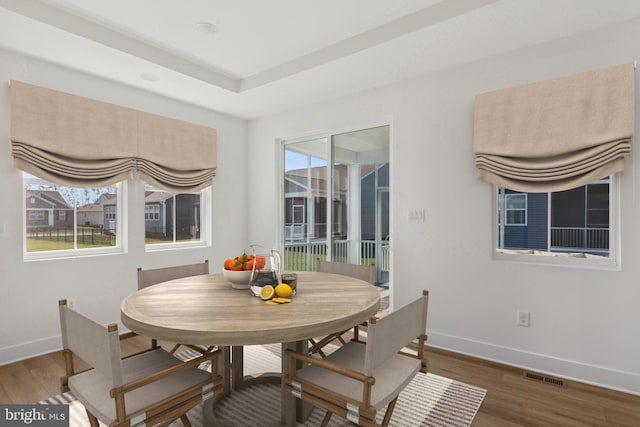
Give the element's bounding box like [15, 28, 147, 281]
[523, 371, 567, 388]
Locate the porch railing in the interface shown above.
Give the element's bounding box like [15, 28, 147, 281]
[550, 227, 609, 253]
[284, 239, 390, 273]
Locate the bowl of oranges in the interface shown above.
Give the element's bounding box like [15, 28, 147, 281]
[222, 252, 265, 289]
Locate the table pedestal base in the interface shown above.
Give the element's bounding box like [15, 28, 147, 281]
[202, 343, 313, 427]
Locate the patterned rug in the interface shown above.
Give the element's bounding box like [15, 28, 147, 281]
[40, 343, 486, 426]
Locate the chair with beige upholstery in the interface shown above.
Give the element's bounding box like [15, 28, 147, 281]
[316, 260, 376, 284]
[137, 260, 210, 290]
[310, 260, 376, 357]
[137, 260, 210, 354]
[58, 299, 223, 427]
[284, 290, 429, 427]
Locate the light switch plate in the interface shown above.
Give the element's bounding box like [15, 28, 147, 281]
[409, 209, 425, 223]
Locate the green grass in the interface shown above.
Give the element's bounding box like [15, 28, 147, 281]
[283, 249, 375, 271]
[26, 238, 115, 252]
[145, 238, 166, 244]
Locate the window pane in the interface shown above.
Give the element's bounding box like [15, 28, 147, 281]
[283, 138, 329, 270]
[506, 210, 525, 225]
[176, 194, 200, 242]
[506, 194, 526, 209]
[497, 177, 610, 257]
[25, 175, 118, 253]
[331, 163, 348, 243]
[283, 142, 328, 244]
[551, 187, 585, 227]
[144, 186, 203, 245]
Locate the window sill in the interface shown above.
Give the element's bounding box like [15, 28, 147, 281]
[493, 249, 620, 270]
[24, 246, 125, 262]
[145, 241, 209, 252]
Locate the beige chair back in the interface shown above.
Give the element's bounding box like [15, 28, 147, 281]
[316, 260, 375, 284]
[58, 300, 124, 387]
[137, 259, 209, 289]
[363, 290, 429, 376]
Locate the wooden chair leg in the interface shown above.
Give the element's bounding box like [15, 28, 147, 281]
[308, 338, 327, 358]
[381, 395, 399, 427]
[320, 410, 333, 427]
[86, 410, 100, 427]
[180, 414, 192, 427]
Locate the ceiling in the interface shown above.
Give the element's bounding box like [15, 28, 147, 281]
[1, 0, 640, 120]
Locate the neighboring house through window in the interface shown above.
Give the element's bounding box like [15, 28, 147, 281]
[144, 185, 206, 247]
[497, 177, 613, 260]
[23, 173, 121, 256]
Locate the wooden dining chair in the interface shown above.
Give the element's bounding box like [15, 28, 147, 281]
[136, 260, 211, 354]
[58, 299, 223, 427]
[310, 260, 376, 357]
[137, 259, 210, 290]
[284, 289, 428, 427]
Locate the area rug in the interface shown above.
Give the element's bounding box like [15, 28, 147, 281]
[40, 343, 486, 426]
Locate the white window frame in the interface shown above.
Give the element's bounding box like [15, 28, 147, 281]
[499, 192, 527, 226]
[23, 174, 126, 261]
[144, 186, 211, 252]
[493, 175, 619, 270]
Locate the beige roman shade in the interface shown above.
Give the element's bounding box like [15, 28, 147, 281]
[473, 63, 635, 192]
[10, 80, 217, 192]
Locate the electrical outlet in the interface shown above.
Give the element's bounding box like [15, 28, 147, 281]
[517, 310, 530, 327]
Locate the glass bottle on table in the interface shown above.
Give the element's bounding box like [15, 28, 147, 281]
[249, 244, 281, 297]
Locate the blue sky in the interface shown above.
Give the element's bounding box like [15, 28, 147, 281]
[285, 150, 326, 172]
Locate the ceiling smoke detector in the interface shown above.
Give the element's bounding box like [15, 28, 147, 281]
[195, 22, 218, 35]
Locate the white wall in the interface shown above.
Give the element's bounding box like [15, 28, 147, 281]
[248, 18, 640, 394]
[3, 15, 640, 396]
[0, 49, 249, 363]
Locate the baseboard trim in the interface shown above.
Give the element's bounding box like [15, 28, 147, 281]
[428, 331, 640, 396]
[1, 331, 137, 365]
[0, 336, 61, 366]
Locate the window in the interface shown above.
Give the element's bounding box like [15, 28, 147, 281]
[23, 173, 122, 257]
[104, 205, 116, 220]
[496, 177, 616, 266]
[498, 193, 527, 225]
[29, 211, 44, 221]
[145, 204, 160, 221]
[144, 185, 207, 247]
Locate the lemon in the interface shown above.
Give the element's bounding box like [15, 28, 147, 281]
[260, 285, 275, 300]
[272, 297, 292, 304]
[275, 283, 293, 298]
[265, 300, 279, 305]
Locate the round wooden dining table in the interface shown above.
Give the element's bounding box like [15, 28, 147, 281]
[120, 271, 381, 426]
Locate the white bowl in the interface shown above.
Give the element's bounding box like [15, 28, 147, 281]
[222, 269, 252, 289]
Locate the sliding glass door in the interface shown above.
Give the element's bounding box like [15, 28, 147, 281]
[282, 126, 390, 284]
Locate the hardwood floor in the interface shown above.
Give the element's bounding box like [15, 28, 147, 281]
[1, 336, 639, 426]
[423, 346, 640, 427]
